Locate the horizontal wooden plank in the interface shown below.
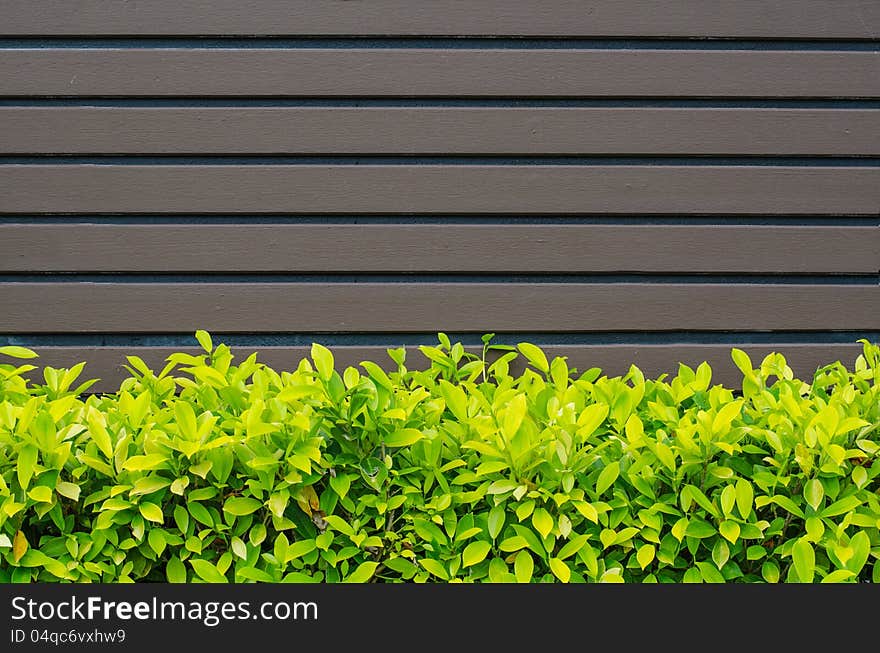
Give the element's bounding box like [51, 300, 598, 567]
[1, 225, 877, 274]
[20, 343, 869, 394]
[2, 49, 877, 98]
[1, 283, 877, 332]
[1, 165, 877, 215]
[3, 107, 878, 156]
[1, 1, 877, 38]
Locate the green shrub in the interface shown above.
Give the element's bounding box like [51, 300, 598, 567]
[0, 333, 878, 583]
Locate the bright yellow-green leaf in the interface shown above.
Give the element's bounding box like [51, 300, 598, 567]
[195, 330, 213, 353]
[487, 505, 505, 540]
[223, 497, 262, 516]
[577, 403, 609, 438]
[344, 561, 378, 583]
[573, 501, 599, 523]
[148, 529, 166, 556]
[55, 481, 80, 501]
[636, 544, 655, 570]
[17, 444, 38, 490]
[384, 429, 424, 447]
[719, 521, 740, 544]
[139, 502, 164, 524]
[531, 507, 553, 539]
[231, 537, 247, 560]
[735, 479, 754, 519]
[499, 536, 529, 552]
[27, 486, 53, 503]
[595, 462, 620, 495]
[762, 561, 780, 583]
[122, 454, 169, 472]
[190, 559, 227, 583]
[419, 558, 449, 580]
[166, 557, 187, 583]
[712, 400, 744, 434]
[462, 541, 491, 568]
[549, 558, 570, 583]
[792, 538, 815, 583]
[174, 402, 198, 440]
[514, 551, 534, 583]
[311, 343, 335, 381]
[804, 479, 824, 511]
[821, 569, 856, 583]
[517, 342, 549, 373]
[0, 345, 38, 359]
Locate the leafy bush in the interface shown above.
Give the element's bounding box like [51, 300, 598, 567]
[0, 333, 878, 583]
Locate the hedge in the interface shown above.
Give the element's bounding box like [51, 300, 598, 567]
[0, 333, 878, 583]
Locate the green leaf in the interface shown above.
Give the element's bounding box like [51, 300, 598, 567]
[148, 529, 166, 556]
[55, 482, 80, 501]
[549, 558, 570, 583]
[595, 462, 620, 496]
[683, 484, 720, 519]
[499, 536, 529, 553]
[384, 429, 424, 448]
[803, 479, 824, 511]
[139, 502, 164, 524]
[462, 541, 491, 568]
[731, 348, 753, 375]
[719, 521, 741, 544]
[514, 551, 534, 583]
[188, 502, 213, 528]
[171, 477, 189, 495]
[712, 400, 743, 434]
[577, 403, 609, 438]
[174, 401, 198, 441]
[419, 558, 449, 580]
[821, 495, 862, 518]
[517, 343, 549, 374]
[223, 497, 262, 516]
[762, 560, 780, 583]
[173, 505, 189, 534]
[636, 544, 655, 570]
[487, 480, 519, 495]
[17, 444, 38, 490]
[190, 559, 228, 583]
[531, 507, 554, 540]
[122, 454, 169, 472]
[329, 474, 352, 500]
[0, 345, 38, 359]
[821, 570, 856, 583]
[711, 540, 730, 570]
[28, 486, 53, 503]
[344, 561, 378, 583]
[792, 538, 815, 583]
[87, 411, 113, 460]
[311, 343, 335, 381]
[685, 520, 716, 539]
[231, 537, 247, 560]
[735, 479, 754, 519]
[166, 557, 187, 583]
[846, 531, 871, 575]
[195, 330, 213, 353]
[697, 561, 726, 584]
[286, 539, 317, 561]
[573, 501, 599, 523]
[487, 505, 506, 540]
[770, 495, 805, 519]
[438, 380, 469, 422]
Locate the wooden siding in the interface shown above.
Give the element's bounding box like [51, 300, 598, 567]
[0, 1, 877, 390]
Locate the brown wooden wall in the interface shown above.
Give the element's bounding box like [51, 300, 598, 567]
[0, 1, 878, 392]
